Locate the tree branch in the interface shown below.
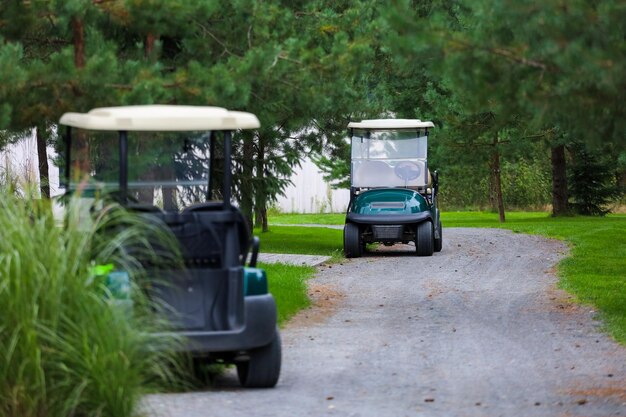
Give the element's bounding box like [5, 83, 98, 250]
[195, 21, 242, 58]
[446, 35, 556, 72]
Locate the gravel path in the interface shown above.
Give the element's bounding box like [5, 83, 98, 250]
[257, 253, 331, 266]
[144, 227, 626, 417]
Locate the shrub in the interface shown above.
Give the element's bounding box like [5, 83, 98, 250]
[501, 158, 552, 209]
[0, 190, 183, 417]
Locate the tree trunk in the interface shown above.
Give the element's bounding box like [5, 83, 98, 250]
[36, 126, 50, 199]
[71, 17, 85, 68]
[490, 134, 505, 223]
[551, 144, 569, 216]
[616, 170, 625, 196]
[145, 32, 157, 58]
[254, 137, 269, 232]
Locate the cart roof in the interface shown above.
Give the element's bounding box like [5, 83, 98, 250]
[59, 105, 260, 131]
[348, 119, 434, 129]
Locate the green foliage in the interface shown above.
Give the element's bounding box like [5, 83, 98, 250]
[1, 0, 382, 225]
[438, 163, 491, 210]
[0, 40, 26, 132]
[0, 189, 184, 417]
[377, 0, 626, 217]
[2, 0, 623, 219]
[568, 142, 622, 215]
[500, 158, 552, 209]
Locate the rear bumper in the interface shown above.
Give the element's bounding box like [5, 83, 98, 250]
[155, 294, 277, 354]
[346, 211, 432, 225]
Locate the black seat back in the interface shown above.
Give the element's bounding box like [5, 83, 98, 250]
[133, 204, 250, 331]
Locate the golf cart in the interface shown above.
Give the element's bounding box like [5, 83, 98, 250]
[343, 119, 442, 257]
[58, 105, 281, 388]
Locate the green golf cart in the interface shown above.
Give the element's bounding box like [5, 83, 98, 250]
[343, 119, 442, 257]
[59, 105, 281, 388]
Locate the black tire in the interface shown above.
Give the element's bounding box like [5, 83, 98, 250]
[344, 223, 362, 258]
[415, 221, 434, 256]
[237, 331, 282, 388]
[434, 220, 443, 252]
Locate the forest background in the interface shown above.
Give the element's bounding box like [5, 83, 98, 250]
[0, 0, 624, 227]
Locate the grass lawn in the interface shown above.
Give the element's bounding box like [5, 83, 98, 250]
[260, 262, 316, 325]
[270, 213, 345, 225]
[254, 225, 344, 258]
[266, 211, 626, 343]
[254, 226, 343, 325]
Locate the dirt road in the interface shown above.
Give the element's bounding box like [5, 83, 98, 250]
[144, 228, 626, 417]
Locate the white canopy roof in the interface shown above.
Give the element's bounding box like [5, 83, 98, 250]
[348, 119, 434, 129]
[59, 105, 260, 131]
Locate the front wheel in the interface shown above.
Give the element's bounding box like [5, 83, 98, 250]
[415, 221, 434, 256]
[344, 223, 362, 258]
[236, 331, 282, 388]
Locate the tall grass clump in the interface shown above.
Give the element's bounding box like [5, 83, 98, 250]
[0, 189, 185, 417]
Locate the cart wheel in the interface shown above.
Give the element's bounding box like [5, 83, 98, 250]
[344, 223, 362, 258]
[415, 221, 434, 256]
[434, 220, 443, 252]
[237, 331, 281, 388]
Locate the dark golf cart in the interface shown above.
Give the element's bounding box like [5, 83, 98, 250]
[59, 105, 281, 388]
[343, 119, 442, 257]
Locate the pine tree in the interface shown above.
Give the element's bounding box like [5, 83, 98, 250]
[568, 142, 622, 216]
[2, 0, 378, 222]
[381, 0, 626, 216]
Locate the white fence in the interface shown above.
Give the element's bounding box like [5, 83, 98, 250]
[0, 133, 62, 196]
[274, 157, 349, 214]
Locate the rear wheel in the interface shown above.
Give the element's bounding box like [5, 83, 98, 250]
[415, 221, 434, 256]
[344, 223, 362, 258]
[434, 220, 443, 252]
[236, 331, 282, 388]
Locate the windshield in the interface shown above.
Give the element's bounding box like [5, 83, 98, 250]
[350, 129, 428, 188]
[68, 129, 212, 210]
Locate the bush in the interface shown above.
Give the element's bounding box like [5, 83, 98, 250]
[501, 158, 552, 209]
[438, 164, 491, 210]
[0, 190, 183, 417]
[438, 157, 551, 211]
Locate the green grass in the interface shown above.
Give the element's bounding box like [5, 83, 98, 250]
[254, 227, 341, 324]
[255, 226, 344, 258]
[266, 211, 626, 344]
[269, 213, 345, 225]
[260, 262, 316, 325]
